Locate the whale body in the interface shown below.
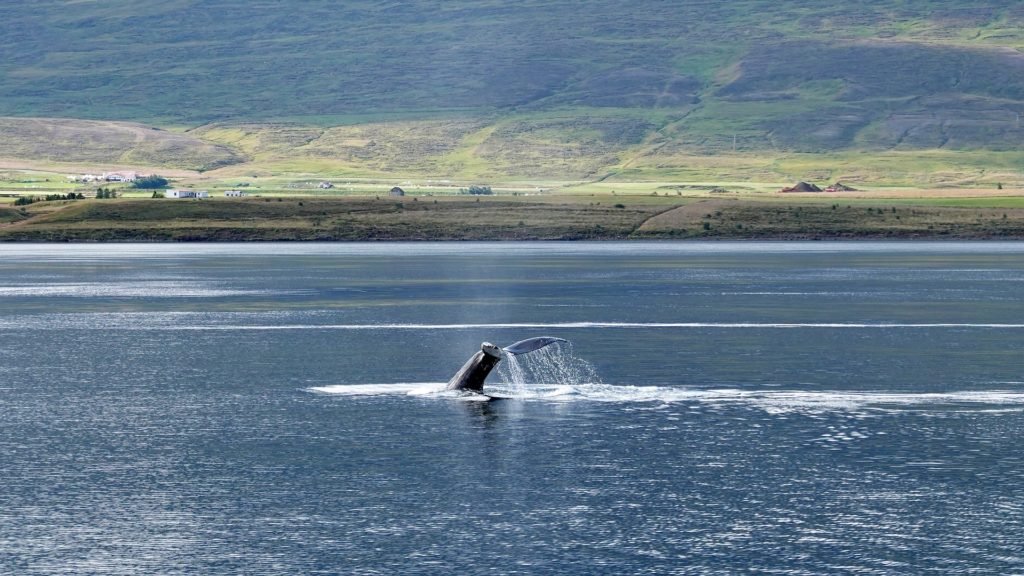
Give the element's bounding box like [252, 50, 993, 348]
[445, 342, 504, 393]
[445, 337, 567, 393]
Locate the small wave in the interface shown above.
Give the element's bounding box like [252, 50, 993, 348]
[309, 383, 1024, 412]
[0, 282, 305, 298]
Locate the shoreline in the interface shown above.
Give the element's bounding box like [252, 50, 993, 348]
[3, 196, 1024, 242]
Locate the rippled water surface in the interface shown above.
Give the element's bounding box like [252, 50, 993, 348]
[2, 242, 1023, 575]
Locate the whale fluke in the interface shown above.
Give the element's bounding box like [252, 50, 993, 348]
[503, 336, 567, 356]
[446, 337, 567, 393]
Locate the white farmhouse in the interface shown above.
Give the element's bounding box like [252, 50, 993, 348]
[224, 190, 247, 197]
[103, 171, 138, 182]
[164, 189, 209, 199]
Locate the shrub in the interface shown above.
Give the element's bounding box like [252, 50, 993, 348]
[43, 193, 83, 201]
[132, 175, 169, 189]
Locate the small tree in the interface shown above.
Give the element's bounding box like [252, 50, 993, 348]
[133, 175, 169, 189]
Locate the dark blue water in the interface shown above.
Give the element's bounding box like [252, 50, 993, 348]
[2, 242, 1023, 575]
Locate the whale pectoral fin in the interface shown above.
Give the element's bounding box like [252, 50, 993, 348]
[502, 336, 567, 355]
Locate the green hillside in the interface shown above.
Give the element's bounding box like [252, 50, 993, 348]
[0, 118, 242, 170]
[1, 1, 1023, 181]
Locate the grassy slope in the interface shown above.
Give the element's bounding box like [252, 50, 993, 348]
[0, 118, 243, 171]
[1, 2, 1024, 184]
[635, 199, 1024, 238]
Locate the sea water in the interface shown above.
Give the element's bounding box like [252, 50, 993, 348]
[1, 242, 1023, 575]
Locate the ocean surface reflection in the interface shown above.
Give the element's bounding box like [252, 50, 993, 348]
[1, 242, 1022, 575]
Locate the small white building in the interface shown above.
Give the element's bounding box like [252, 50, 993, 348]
[67, 174, 100, 182]
[103, 171, 138, 182]
[224, 190, 247, 197]
[164, 189, 209, 199]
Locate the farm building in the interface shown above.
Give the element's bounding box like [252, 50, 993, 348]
[103, 171, 138, 182]
[164, 189, 209, 199]
[389, 186, 405, 197]
[224, 190, 247, 197]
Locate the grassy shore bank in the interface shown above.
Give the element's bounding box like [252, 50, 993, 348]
[3, 195, 1024, 241]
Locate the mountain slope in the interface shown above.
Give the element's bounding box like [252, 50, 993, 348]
[2, 2, 1020, 122]
[1, 1, 1023, 178]
[0, 118, 243, 171]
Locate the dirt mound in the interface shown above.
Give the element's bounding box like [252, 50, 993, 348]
[827, 182, 858, 192]
[781, 181, 822, 193]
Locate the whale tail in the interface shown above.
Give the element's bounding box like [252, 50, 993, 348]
[502, 336, 567, 356]
[446, 337, 568, 392]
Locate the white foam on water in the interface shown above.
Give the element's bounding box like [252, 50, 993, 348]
[308, 383, 1024, 413]
[641, 388, 1024, 413]
[310, 339, 1024, 412]
[309, 383, 442, 396]
[310, 382, 501, 401]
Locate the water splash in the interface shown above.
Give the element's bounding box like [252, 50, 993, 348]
[309, 383, 1024, 414]
[496, 341, 601, 393]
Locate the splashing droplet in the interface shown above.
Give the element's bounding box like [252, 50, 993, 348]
[496, 341, 600, 395]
